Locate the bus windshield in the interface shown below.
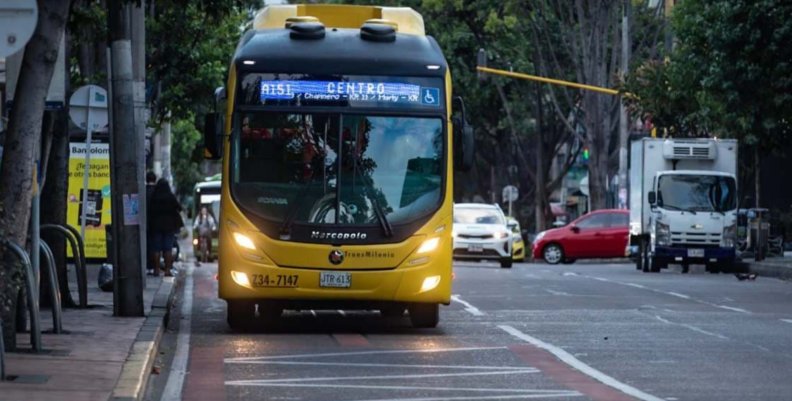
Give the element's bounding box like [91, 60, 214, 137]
[232, 112, 443, 226]
[657, 174, 737, 212]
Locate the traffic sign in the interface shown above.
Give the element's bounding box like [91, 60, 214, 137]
[502, 185, 519, 202]
[0, 0, 37, 58]
[69, 85, 109, 132]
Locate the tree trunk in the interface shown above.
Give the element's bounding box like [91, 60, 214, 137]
[0, 0, 72, 351]
[754, 146, 760, 208]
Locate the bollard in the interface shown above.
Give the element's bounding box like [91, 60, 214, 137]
[40, 224, 87, 308]
[40, 241, 63, 334]
[3, 240, 42, 352]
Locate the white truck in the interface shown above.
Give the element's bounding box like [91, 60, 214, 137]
[629, 138, 739, 273]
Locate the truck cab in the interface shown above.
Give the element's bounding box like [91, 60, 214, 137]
[629, 138, 739, 273]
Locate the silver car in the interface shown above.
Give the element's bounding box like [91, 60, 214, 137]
[452, 203, 513, 268]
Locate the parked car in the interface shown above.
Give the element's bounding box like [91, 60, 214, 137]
[453, 203, 514, 268]
[531, 209, 629, 264]
[507, 217, 526, 262]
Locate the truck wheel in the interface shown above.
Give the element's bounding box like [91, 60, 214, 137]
[227, 300, 255, 331]
[681, 264, 690, 274]
[409, 303, 439, 328]
[650, 257, 662, 273]
[706, 263, 721, 274]
[542, 244, 564, 265]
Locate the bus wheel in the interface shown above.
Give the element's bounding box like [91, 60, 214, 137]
[409, 303, 439, 328]
[227, 300, 255, 330]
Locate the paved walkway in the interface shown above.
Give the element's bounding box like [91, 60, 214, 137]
[0, 263, 175, 401]
[748, 253, 792, 280]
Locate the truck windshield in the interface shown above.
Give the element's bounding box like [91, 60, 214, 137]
[231, 112, 443, 226]
[657, 175, 737, 212]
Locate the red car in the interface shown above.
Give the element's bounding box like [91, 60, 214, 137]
[532, 209, 629, 264]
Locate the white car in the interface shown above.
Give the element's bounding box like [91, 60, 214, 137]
[452, 203, 513, 268]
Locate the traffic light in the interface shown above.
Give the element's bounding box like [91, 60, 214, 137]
[582, 147, 590, 162]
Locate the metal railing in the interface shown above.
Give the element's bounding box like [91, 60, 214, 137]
[39, 241, 63, 334]
[2, 240, 42, 352]
[40, 224, 87, 307]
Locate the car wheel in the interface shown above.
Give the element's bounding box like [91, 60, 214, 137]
[500, 257, 513, 268]
[409, 303, 439, 328]
[542, 243, 564, 265]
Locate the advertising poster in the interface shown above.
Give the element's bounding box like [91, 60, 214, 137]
[67, 142, 111, 259]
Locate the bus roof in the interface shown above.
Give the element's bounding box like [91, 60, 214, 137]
[234, 28, 447, 77]
[194, 180, 221, 191]
[253, 4, 425, 35]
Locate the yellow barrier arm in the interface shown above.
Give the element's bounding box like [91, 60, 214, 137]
[476, 66, 620, 96]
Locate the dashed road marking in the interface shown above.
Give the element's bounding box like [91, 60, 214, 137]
[781, 319, 792, 324]
[654, 315, 729, 340]
[451, 294, 485, 316]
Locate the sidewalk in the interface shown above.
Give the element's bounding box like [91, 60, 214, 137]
[0, 263, 176, 401]
[747, 252, 792, 281]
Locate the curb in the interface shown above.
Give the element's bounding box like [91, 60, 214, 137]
[111, 277, 176, 401]
[748, 262, 792, 281]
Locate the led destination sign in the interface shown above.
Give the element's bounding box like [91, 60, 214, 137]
[258, 80, 441, 108]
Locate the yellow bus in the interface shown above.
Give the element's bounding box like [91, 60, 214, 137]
[203, 4, 473, 329]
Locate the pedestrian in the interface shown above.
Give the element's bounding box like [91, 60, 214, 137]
[148, 178, 184, 276]
[193, 205, 217, 263]
[145, 171, 157, 274]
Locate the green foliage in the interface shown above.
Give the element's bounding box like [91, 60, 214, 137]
[148, 3, 254, 123]
[170, 115, 205, 196]
[626, 0, 792, 148]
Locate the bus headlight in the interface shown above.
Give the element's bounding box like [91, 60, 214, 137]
[417, 237, 440, 254]
[230, 270, 251, 288]
[420, 275, 441, 292]
[233, 232, 256, 250]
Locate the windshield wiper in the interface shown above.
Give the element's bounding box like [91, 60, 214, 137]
[353, 157, 393, 238]
[279, 180, 316, 238]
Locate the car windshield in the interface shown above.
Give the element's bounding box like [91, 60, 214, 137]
[657, 174, 737, 212]
[231, 112, 443, 226]
[454, 207, 505, 225]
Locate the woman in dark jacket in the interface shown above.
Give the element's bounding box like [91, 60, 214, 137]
[148, 179, 184, 276]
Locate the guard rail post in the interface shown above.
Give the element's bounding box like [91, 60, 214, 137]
[3, 240, 42, 352]
[40, 224, 87, 307]
[39, 241, 63, 334]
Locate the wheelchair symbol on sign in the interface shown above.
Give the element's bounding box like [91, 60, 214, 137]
[421, 88, 440, 106]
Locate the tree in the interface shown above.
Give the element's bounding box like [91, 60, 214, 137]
[624, 0, 792, 205]
[1, 0, 73, 351]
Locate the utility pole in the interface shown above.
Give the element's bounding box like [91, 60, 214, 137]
[131, 0, 148, 287]
[108, 0, 144, 317]
[617, 0, 631, 210]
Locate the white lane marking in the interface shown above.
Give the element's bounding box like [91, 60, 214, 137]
[227, 369, 537, 384]
[451, 295, 485, 316]
[562, 272, 578, 277]
[545, 289, 571, 296]
[586, 275, 752, 314]
[161, 264, 194, 401]
[226, 360, 533, 370]
[225, 382, 580, 396]
[227, 386, 584, 400]
[654, 315, 729, 340]
[781, 319, 792, 324]
[499, 325, 666, 401]
[225, 346, 508, 362]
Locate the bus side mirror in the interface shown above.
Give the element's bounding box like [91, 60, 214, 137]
[648, 191, 656, 205]
[453, 97, 475, 171]
[203, 112, 222, 160]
